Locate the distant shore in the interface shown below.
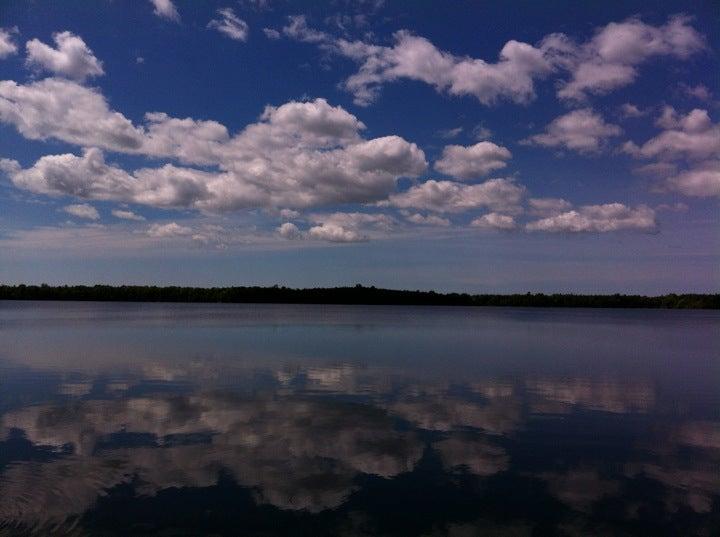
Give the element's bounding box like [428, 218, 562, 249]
[0, 285, 717, 309]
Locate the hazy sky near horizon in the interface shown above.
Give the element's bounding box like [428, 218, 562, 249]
[0, 0, 718, 293]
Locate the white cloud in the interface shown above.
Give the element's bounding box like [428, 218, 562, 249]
[25, 31, 104, 81]
[383, 178, 525, 214]
[111, 209, 145, 221]
[0, 83, 427, 212]
[284, 15, 705, 106]
[665, 160, 720, 198]
[625, 108, 720, 198]
[528, 197, 572, 217]
[277, 222, 303, 240]
[313, 212, 397, 241]
[63, 203, 99, 220]
[0, 78, 146, 152]
[208, 8, 249, 42]
[619, 103, 646, 118]
[308, 223, 364, 243]
[526, 203, 656, 232]
[147, 222, 193, 238]
[681, 83, 712, 101]
[0, 27, 18, 59]
[284, 17, 553, 106]
[434, 141, 511, 180]
[149, 0, 180, 22]
[627, 108, 719, 161]
[633, 162, 678, 177]
[309, 211, 395, 230]
[404, 213, 450, 226]
[523, 108, 621, 153]
[10, 149, 138, 200]
[472, 124, 493, 141]
[435, 126, 463, 139]
[655, 202, 688, 213]
[279, 208, 300, 219]
[263, 28, 281, 40]
[556, 15, 706, 101]
[470, 212, 516, 230]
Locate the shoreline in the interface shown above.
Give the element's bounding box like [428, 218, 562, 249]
[1, 285, 717, 309]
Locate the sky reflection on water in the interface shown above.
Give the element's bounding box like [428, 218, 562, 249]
[0, 302, 718, 536]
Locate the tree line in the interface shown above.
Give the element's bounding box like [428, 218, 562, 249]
[0, 284, 717, 309]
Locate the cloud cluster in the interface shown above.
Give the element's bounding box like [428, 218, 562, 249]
[0, 27, 18, 58]
[25, 31, 104, 81]
[383, 178, 525, 214]
[147, 221, 192, 238]
[284, 16, 553, 106]
[470, 212, 516, 230]
[0, 81, 428, 212]
[0, 23, 690, 242]
[283, 15, 705, 106]
[111, 209, 145, 221]
[523, 108, 622, 153]
[434, 141, 511, 180]
[528, 197, 573, 217]
[526, 203, 656, 233]
[625, 107, 720, 197]
[277, 211, 397, 243]
[208, 8, 249, 42]
[403, 212, 450, 227]
[63, 203, 99, 220]
[555, 15, 705, 101]
[149, 0, 180, 22]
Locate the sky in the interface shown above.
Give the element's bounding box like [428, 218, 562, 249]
[0, 0, 718, 293]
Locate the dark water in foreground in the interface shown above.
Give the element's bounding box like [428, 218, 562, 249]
[0, 302, 718, 536]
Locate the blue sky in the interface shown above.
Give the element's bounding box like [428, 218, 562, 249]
[0, 0, 718, 293]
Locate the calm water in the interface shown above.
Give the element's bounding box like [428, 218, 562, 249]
[0, 301, 718, 536]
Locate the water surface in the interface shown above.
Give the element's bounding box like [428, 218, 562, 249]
[0, 301, 718, 535]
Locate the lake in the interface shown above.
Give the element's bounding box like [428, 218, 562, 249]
[0, 301, 718, 536]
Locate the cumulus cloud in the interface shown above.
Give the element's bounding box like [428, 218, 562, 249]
[147, 222, 193, 238]
[0, 83, 427, 212]
[284, 16, 553, 106]
[526, 203, 656, 233]
[528, 197, 573, 217]
[304, 211, 396, 242]
[681, 83, 712, 101]
[626, 107, 719, 161]
[263, 28, 281, 40]
[383, 178, 525, 214]
[63, 203, 99, 220]
[279, 208, 300, 219]
[111, 209, 145, 221]
[149, 0, 180, 22]
[0, 27, 18, 58]
[308, 223, 365, 243]
[277, 222, 302, 239]
[435, 126, 463, 139]
[208, 8, 249, 42]
[625, 108, 720, 198]
[404, 213, 450, 226]
[619, 103, 646, 118]
[284, 15, 705, 106]
[523, 108, 621, 153]
[556, 15, 706, 101]
[665, 160, 720, 198]
[0, 78, 145, 152]
[434, 141, 511, 180]
[470, 212, 516, 230]
[472, 124, 493, 141]
[25, 31, 104, 81]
